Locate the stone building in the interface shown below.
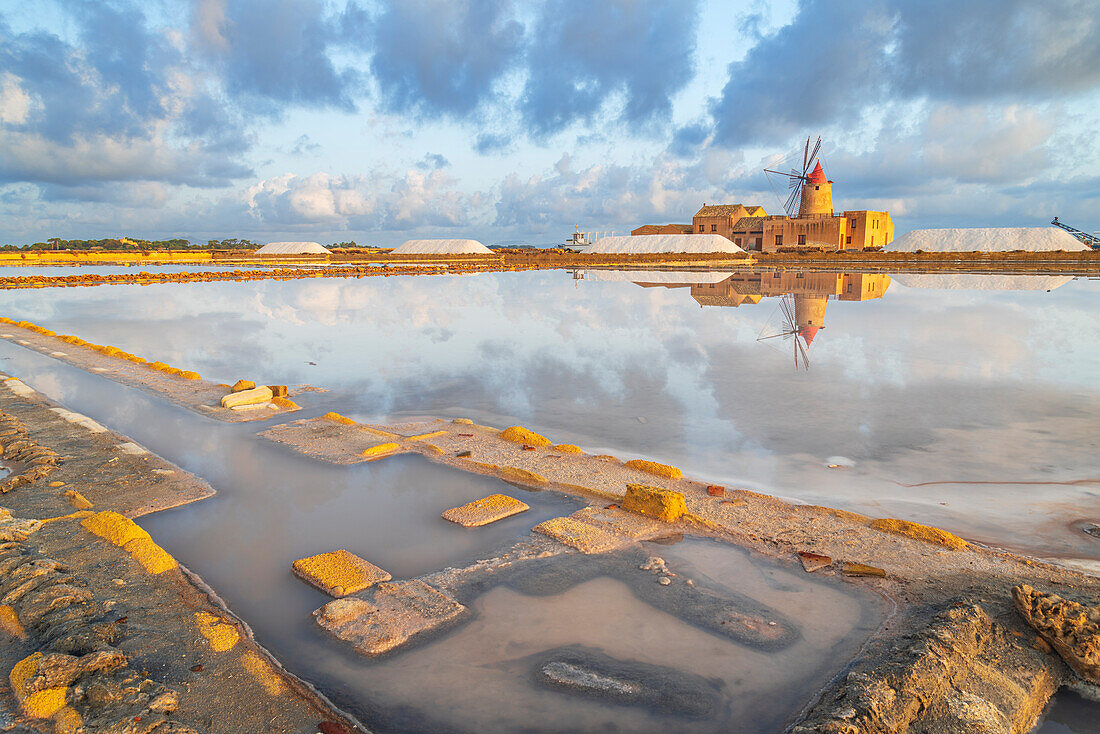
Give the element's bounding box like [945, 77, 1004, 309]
[630, 224, 693, 236]
[630, 160, 893, 252]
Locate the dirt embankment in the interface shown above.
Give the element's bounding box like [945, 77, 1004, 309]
[0, 319, 300, 423]
[0, 378, 363, 733]
[261, 414, 1100, 733]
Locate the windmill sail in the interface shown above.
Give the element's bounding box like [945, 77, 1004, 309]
[765, 135, 823, 217]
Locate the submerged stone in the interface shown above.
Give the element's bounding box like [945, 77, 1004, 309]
[293, 550, 391, 597]
[442, 494, 530, 527]
[533, 645, 721, 718]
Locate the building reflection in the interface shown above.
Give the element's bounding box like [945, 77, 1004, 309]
[618, 270, 890, 369]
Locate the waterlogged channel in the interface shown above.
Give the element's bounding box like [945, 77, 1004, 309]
[0, 267, 1098, 730]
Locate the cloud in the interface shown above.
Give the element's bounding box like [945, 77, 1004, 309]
[244, 167, 479, 231]
[194, 0, 362, 111]
[709, 0, 1100, 146]
[289, 134, 321, 156]
[521, 0, 700, 137]
[368, 0, 523, 118]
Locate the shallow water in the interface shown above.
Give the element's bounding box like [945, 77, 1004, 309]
[1, 268, 1097, 562]
[1, 267, 1098, 730]
[0, 263, 282, 276]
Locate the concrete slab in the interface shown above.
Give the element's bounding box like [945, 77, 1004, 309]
[533, 516, 634, 555]
[292, 550, 391, 597]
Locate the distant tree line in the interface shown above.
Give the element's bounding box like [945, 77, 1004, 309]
[1, 237, 261, 251]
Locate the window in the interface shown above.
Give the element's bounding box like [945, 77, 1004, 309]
[851, 218, 857, 228]
[775, 234, 783, 246]
[798, 234, 806, 245]
[734, 238, 742, 246]
[846, 235, 852, 245]
[711, 224, 717, 232]
[699, 224, 704, 232]
[814, 185, 820, 190]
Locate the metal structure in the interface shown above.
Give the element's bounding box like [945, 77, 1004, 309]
[757, 294, 813, 371]
[1051, 217, 1100, 249]
[764, 136, 822, 217]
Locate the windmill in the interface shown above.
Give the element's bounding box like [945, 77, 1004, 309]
[757, 293, 821, 370]
[764, 136, 822, 217]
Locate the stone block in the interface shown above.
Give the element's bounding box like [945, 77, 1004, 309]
[293, 550, 391, 597]
[231, 379, 256, 393]
[80, 511, 150, 547]
[621, 483, 686, 522]
[360, 442, 401, 459]
[869, 518, 969, 550]
[623, 459, 683, 480]
[267, 385, 288, 398]
[500, 425, 551, 447]
[442, 494, 530, 527]
[533, 516, 632, 554]
[220, 386, 273, 408]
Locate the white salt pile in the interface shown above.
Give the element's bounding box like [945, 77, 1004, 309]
[254, 241, 331, 255]
[586, 234, 746, 254]
[582, 270, 734, 284]
[391, 239, 493, 254]
[887, 227, 1086, 253]
[893, 274, 1074, 291]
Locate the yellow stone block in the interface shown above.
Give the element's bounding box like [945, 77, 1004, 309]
[552, 444, 584, 454]
[0, 605, 24, 639]
[623, 459, 683, 480]
[180, 371, 201, 380]
[21, 687, 68, 718]
[123, 537, 178, 574]
[360, 442, 400, 459]
[842, 562, 887, 578]
[322, 411, 358, 426]
[64, 490, 93, 510]
[81, 511, 151, 547]
[220, 386, 273, 408]
[452, 418, 474, 425]
[442, 494, 530, 527]
[292, 549, 391, 597]
[195, 611, 240, 651]
[499, 425, 551, 446]
[533, 516, 628, 554]
[621, 483, 686, 522]
[500, 466, 548, 486]
[869, 518, 969, 550]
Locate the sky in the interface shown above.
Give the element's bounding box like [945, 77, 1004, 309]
[0, 0, 1098, 247]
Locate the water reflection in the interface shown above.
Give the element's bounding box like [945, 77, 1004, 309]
[0, 269, 1097, 565]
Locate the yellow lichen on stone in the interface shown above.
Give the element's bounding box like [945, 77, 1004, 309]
[80, 511, 151, 547]
[452, 418, 474, 425]
[241, 651, 286, 696]
[127, 355, 146, 364]
[361, 442, 400, 459]
[499, 466, 549, 486]
[322, 411, 358, 426]
[533, 516, 628, 554]
[180, 371, 201, 380]
[552, 444, 584, 454]
[149, 361, 170, 371]
[271, 397, 299, 410]
[623, 459, 683, 480]
[442, 494, 530, 527]
[292, 549, 391, 596]
[499, 425, 551, 447]
[10, 652, 42, 697]
[195, 611, 240, 651]
[39, 511, 95, 525]
[408, 430, 448, 440]
[52, 705, 83, 732]
[869, 518, 968, 550]
[621, 483, 686, 522]
[0, 605, 25, 639]
[20, 687, 68, 718]
[123, 537, 178, 574]
[64, 490, 93, 510]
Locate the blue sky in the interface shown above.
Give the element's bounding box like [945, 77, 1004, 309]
[0, 0, 1097, 246]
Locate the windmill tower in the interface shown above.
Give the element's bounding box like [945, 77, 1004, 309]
[757, 293, 826, 370]
[764, 136, 833, 217]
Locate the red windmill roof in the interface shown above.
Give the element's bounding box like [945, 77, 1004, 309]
[799, 326, 820, 346]
[807, 161, 827, 184]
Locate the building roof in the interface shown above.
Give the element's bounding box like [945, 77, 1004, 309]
[731, 216, 768, 233]
[807, 161, 828, 185]
[695, 204, 744, 217]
